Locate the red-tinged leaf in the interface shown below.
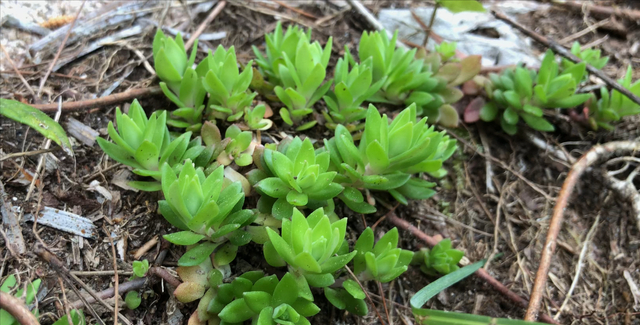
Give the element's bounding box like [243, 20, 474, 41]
[463, 97, 485, 123]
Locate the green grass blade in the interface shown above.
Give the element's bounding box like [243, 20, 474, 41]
[0, 99, 73, 156]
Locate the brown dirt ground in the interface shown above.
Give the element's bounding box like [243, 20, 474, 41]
[1, 1, 639, 325]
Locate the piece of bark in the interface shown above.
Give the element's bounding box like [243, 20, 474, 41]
[66, 117, 99, 147]
[0, 181, 26, 254]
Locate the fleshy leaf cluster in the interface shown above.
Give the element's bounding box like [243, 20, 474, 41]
[412, 238, 464, 275]
[586, 66, 640, 130]
[152, 30, 205, 132]
[273, 33, 333, 130]
[159, 160, 255, 267]
[253, 22, 312, 88]
[322, 56, 386, 131]
[479, 49, 591, 134]
[264, 208, 355, 288]
[357, 31, 480, 127]
[254, 137, 344, 219]
[562, 41, 609, 72]
[202, 45, 257, 122]
[353, 227, 414, 282]
[325, 104, 456, 209]
[96, 100, 202, 191]
[193, 271, 319, 325]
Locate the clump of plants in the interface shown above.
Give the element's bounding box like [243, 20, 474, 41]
[412, 238, 464, 275]
[562, 41, 609, 73]
[153, 31, 205, 132]
[585, 65, 640, 130]
[153, 31, 269, 133]
[478, 49, 591, 134]
[356, 31, 480, 127]
[96, 92, 459, 323]
[322, 56, 386, 131]
[326, 103, 456, 209]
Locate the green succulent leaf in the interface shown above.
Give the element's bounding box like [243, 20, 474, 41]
[178, 242, 219, 267]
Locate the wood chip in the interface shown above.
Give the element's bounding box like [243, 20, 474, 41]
[24, 206, 97, 238]
[623, 270, 640, 310]
[66, 117, 99, 147]
[0, 181, 26, 254]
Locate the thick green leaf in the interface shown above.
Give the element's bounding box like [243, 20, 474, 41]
[342, 279, 365, 300]
[1, 99, 74, 156]
[324, 287, 346, 310]
[52, 309, 85, 325]
[218, 298, 255, 323]
[178, 242, 219, 267]
[521, 113, 555, 132]
[163, 231, 204, 246]
[273, 272, 298, 306]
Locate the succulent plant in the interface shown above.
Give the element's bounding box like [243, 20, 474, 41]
[131, 260, 149, 279]
[173, 253, 216, 304]
[434, 41, 457, 61]
[254, 137, 344, 220]
[263, 208, 355, 288]
[152, 30, 205, 132]
[562, 41, 609, 73]
[325, 104, 456, 208]
[96, 100, 203, 191]
[322, 56, 386, 131]
[273, 34, 333, 130]
[201, 45, 258, 122]
[245, 104, 274, 131]
[358, 30, 423, 105]
[353, 227, 414, 282]
[586, 66, 640, 130]
[413, 46, 482, 126]
[124, 291, 142, 310]
[217, 124, 255, 167]
[191, 271, 318, 325]
[252, 21, 312, 87]
[324, 285, 369, 317]
[411, 238, 464, 275]
[357, 31, 478, 127]
[479, 49, 591, 134]
[159, 160, 255, 268]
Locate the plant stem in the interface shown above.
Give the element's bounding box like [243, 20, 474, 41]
[423, 3, 439, 47]
[377, 281, 391, 324]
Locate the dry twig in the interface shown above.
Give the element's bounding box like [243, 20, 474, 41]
[32, 86, 161, 113]
[70, 278, 146, 309]
[525, 141, 640, 321]
[34, 243, 133, 325]
[103, 226, 119, 325]
[345, 0, 407, 50]
[554, 198, 603, 320]
[0, 43, 37, 98]
[478, 125, 496, 193]
[553, 1, 640, 21]
[185, 1, 227, 50]
[0, 291, 39, 325]
[37, 0, 86, 98]
[0, 181, 26, 255]
[343, 264, 387, 325]
[524, 131, 640, 231]
[133, 235, 159, 260]
[272, 0, 318, 19]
